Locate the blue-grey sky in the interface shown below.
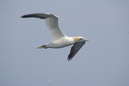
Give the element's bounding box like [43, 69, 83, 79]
[1, 0, 129, 86]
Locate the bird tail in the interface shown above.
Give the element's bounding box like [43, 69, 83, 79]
[36, 45, 47, 49]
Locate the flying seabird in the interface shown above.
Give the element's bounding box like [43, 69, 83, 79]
[21, 13, 89, 61]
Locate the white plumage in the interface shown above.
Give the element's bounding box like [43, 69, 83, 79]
[21, 13, 89, 61]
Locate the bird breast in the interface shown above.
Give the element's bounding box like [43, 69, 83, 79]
[49, 37, 75, 48]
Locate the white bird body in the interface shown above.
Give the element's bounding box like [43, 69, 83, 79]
[45, 36, 74, 48]
[21, 13, 89, 61]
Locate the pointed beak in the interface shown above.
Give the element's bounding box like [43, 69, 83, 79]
[84, 38, 89, 42]
[86, 39, 89, 42]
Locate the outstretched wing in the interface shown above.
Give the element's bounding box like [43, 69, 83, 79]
[21, 13, 65, 40]
[68, 41, 85, 61]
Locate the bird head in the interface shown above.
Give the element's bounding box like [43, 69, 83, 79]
[73, 36, 89, 42]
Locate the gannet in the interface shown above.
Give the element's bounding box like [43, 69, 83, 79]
[21, 13, 89, 61]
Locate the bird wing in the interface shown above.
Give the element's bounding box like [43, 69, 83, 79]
[68, 41, 85, 61]
[21, 13, 65, 40]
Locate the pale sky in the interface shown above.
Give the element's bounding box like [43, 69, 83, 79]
[1, 0, 129, 86]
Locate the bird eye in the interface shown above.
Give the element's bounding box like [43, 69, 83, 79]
[79, 38, 83, 40]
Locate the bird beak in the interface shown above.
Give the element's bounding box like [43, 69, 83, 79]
[84, 39, 89, 42]
[86, 39, 89, 42]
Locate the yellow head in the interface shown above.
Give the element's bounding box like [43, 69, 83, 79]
[73, 36, 89, 42]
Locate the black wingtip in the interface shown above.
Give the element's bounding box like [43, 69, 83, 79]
[21, 15, 29, 18]
[67, 54, 74, 61]
[67, 59, 70, 61]
[21, 15, 26, 18]
[67, 57, 72, 61]
[21, 14, 47, 19]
